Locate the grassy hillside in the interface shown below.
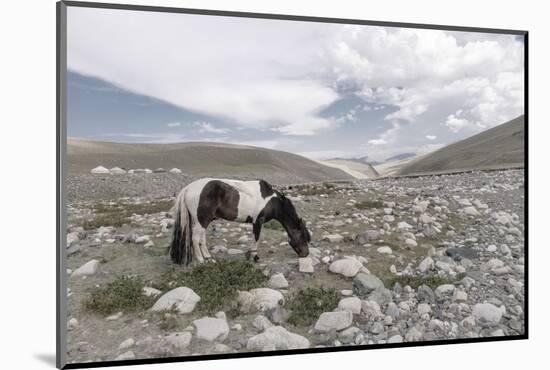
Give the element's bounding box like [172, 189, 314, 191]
[397, 115, 524, 176]
[67, 139, 353, 183]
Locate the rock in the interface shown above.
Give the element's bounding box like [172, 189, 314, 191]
[487, 244, 498, 252]
[405, 238, 418, 248]
[397, 221, 413, 231]
[368, 288, 392, 306]
[323, 234, 344, 243]
[338, 326, 361, 343]
[238, 288, 284, 312]
[355, 230, 380, 244]
[106, 312, 123, 321]
[213, 343, 232, 353]
[314, 311, 353, 332]
[405, 327, 423, 342]
[252, 315, 273, 331]
[361, 300, 383, 319]
[472, 303, 503, 325]
[142, 287, 162, 297]
[67, 232, 80, 247]
[119, 338, 135, 350]
[268, 273, 289, 289]
[193, 317, 229, 342]
[418, 257, 434, 273]
[388, 335, 403, 343]
[67, 318, 78, 330]
[169, 168, 182, 174]
[453, 291, 468, 303]
[91, 166, 109, 174]
[417, 285, 436, 303]
[247, 326, 310, 351]
[212, 245, 227, 254]
[383, 215, 395, 222]
[227, 248, 244, 255]
[110, 167, 126, 174]
[463, 206, 480, 216]
[71, 260, 99, 277]
[165, 332, 192, 349]
[419, 214, 433, 224]
[446, 247, 479, 261]
[434, 284, 456, 299]
[353, 273, 384, 296]
[417, 303, 431, 315]
[298, 257, 314, 273]
[338, 297, 362, 314]
[115, 351, 135, 360]
[329, 258, 363, 277]
[135, 235, 151, 244]
[150, 287, 200, 314]
[385, 302, 400, 318]
[377, 246, 393, 254]
[267, 306, 290, 324]
[370, 322, 384, 334]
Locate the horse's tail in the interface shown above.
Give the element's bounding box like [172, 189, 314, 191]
[170, 188, 193, 265]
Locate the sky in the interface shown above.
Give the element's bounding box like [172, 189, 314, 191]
[66, 7, 525, 161]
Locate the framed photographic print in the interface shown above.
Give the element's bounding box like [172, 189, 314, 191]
[56, 1, 527, 368]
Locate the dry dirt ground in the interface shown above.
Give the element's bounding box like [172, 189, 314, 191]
[65, 169, 525, 364]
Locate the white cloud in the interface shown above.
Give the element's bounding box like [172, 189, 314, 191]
[368, 138, 388, 145]
[193, 122, 230, 134]
[323, 26, 524, 134]
[167, 122, 181, 127]
[426, 135, 437, 140]
[68, 8, 339, 136]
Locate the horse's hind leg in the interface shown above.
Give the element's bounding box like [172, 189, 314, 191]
[199, 227, 212, 260]
[192, 223, 205, 263]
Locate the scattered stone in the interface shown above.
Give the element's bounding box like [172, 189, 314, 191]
[238, 288, 284, 312]
[323, 234, 344, 243]
[329, 258, 363, 277]
[247, 326, 310, 351]
[338, 297, 362, 314]
[253, 315, 273, 331]
[115, 351, 135, 361]
[71, 260, 99, 277]
[314, 311, 353, 332]
[434, 284, 456, 299]
[377, 246, 393, 255]
[388, 335, 403, 343]
[299, 257, 314, 273]
[268, 273, 289, 289]
[150, 287, 200, 314]
[193, 317, 230, 342]
[355, 230, 380, 244]
[165, 332, 192, 350]
[418, 257, 434, 273]
[142, 287, 162, 297]
[119, 338, 135, 350]
[472, 303, 503, 325]
[91, 166, 109, 174]
[353, 273, 384, 296]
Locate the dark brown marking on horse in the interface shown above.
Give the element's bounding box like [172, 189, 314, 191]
[197, 180, 240, 228]
[245, 216, 253, 223]
[259, 179, 275, 198]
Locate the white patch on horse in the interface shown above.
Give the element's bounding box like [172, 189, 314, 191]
[217, 179, 276, 223]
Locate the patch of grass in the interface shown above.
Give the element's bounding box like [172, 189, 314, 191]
[83, 275, 155, 316]
[263, 220, 284, 231]
[79, 199, 173, 230]
[155, 259, 267, 314]
[354, 199, 384, 209]
[285, 287, 340, 327]
[386, 273, 466, 290]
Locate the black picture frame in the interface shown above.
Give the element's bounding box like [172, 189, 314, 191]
[56, 1, 528, 369]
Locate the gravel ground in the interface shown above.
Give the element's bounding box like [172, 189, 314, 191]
[65, 169, 525, 364]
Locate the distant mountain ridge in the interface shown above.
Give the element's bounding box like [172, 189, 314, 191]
[397, 115, 525, 176]
[67, 139, 354, 184]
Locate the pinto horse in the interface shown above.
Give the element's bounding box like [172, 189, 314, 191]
[170, 178, 310, 265]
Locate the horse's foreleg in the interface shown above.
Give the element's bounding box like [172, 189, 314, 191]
[247, 221, 262, 262]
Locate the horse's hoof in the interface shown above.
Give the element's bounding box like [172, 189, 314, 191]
[253, 255, 260, 263]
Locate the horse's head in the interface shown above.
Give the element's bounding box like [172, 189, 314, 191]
[274, 191, 310, 258]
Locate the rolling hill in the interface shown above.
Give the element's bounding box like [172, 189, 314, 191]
[67, 139, 354, 183]
[397, 115, 525, 176]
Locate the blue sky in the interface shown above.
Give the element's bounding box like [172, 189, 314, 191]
[67, 7, 524, 161]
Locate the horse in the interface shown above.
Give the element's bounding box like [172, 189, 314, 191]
[169, 178, 311, 265]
